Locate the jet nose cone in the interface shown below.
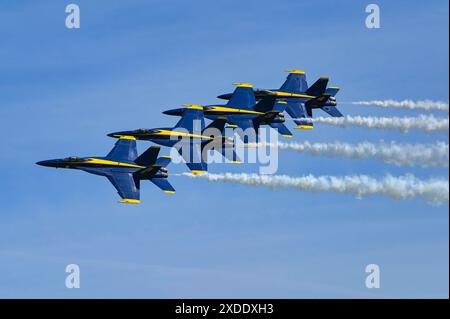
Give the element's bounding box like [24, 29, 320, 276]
[108, 131, 129, 138]
[36, 160, 52, 167]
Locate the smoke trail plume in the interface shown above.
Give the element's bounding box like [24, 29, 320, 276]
[352, 100, 449, 112]
[183, 173, 449, 204]
[262, 141, 449, 168]
[312, 115, 449, 133]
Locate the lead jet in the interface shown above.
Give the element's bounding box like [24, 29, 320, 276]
[36, 137, 174, 204]
[163, 83, 293, 143]
[217, 70, 342, 130]
[108, 105, 238, 174]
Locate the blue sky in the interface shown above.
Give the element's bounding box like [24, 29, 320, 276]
[0, 0, 448, 298]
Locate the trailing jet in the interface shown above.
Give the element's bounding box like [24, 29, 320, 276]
[163, 83, 293, 143]
[217, 70, 342, 130]
[36, 137, 174, 204]
[108, 105, 238, 174]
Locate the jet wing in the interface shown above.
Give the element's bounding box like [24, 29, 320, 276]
[226, 84, 256, 110]
[321, 106, 343, 117]
[285, 102, 314, 129]
[176, 141, 208, 174]
[106, 172, 140, 203]
[230, 118, 258, 144]
[150, 178, 176, 194]
[106, 137, 138, 162]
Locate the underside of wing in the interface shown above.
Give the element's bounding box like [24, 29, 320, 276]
[230, 118, 257, 144]
[176, 141, 208, 174]
[107, 172, 140, 204]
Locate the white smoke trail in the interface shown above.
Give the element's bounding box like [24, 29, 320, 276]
[182, 173, 449, 204]
[311, 114, 449, 133]
[352, 100, 449, 112]
[260, 141, 449, 168]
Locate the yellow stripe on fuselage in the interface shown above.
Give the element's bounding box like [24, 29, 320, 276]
[271, 91, 315, 99]
[152, 130, 213, 139]
[182, 104, 203, 110]
[118, 135, 136, 140]
[206, 106, 263, 115]
[86, 158, 145, 168]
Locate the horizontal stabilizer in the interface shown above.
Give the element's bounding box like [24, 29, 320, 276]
[325, 87, 340, 97]
[321, 106, 343, 117]
[156, 156, 171, 167]
[151, 178, 176, 194]
[186, 162, 208, 175]
[270, 122, 293, 138]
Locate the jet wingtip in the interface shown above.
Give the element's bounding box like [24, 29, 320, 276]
[294, 125, 314, 130]
[119, 199, 141, 204]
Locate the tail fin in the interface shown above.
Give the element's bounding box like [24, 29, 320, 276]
[305, 77, 329, 97]
[173, 105, 206, 135]
[253, 97, 287, 113]
[253, 96, 277, 112]
[226, 83, 256, 110]
[279, 70, 308, 93]
[135, 146, 160, 166]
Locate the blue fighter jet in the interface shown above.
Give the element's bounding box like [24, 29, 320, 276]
[36, 137, 174, 204]
[217, 70, 342, 130]
[163, 83, 294, 143]
[108, 105, 239, 174]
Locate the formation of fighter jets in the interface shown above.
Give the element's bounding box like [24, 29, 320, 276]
[37, 70, 342, 203]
